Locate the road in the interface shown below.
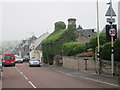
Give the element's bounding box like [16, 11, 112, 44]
[1, 63, 119, 88]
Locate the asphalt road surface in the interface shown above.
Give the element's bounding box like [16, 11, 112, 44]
[2, 63, 119, 88]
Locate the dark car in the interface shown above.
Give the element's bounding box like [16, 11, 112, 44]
[23, 56, 30, 62]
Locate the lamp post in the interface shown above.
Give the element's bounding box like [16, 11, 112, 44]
[96, 0, 101, 74]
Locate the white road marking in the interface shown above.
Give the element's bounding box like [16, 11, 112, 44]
[57, 70, 119, 87]
[58, 71, 72, 76]
[28, 81, 36, 88]
[15, 66, 37, 88]
[20, 72, 23, 75]
[23, 75, 28, 80]
[15, 66, 20, 72]
[79, 76, 119, 87]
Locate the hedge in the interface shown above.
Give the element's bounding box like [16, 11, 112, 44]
[63, 42, 86, 56]
[101, 38, 120, 61]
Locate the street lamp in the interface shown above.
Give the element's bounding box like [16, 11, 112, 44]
[96, 0, 101, 74]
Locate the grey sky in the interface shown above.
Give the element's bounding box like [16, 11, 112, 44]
[0, 0, 119, 41]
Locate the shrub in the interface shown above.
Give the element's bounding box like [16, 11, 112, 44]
[114, 38, 120, 61]
[63, 42, 86, 56]
[100, 38, 120, 61]
[101, 42, 111, 60]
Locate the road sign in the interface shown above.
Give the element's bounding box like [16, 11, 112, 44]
[105, 6, 116, 16]
[109, 28, 116, 37]
[107, 18, 115, 23]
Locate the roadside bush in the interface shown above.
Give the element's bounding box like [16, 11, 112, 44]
[63, 42, 86, 56]
[114, 38, 120, 61]
[101, 42, 111, 60]
[101, 38, 120, 61]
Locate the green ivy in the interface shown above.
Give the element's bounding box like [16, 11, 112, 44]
[41, 21, 78, 64]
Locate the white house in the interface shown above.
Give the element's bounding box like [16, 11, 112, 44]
[29, 32, 50, 60]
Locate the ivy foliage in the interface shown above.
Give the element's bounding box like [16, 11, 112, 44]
[63, 42, 86, 56]
[41, 21, 78, 64]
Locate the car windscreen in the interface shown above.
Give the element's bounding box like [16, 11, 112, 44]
[24, 56, 29, 58]
[16, 57, 22, 59]
[30, 59, 39, 61]
[5, 56, 15, 60]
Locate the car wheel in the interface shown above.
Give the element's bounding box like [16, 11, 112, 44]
[38, 65, 41, 67]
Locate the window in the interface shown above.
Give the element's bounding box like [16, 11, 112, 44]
[5, 56, 15, 60]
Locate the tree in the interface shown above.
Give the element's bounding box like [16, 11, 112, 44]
[55, 21, 66, 31]
[89, 33, 106, 52]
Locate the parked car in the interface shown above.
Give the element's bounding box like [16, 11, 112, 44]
[23, 55, 30, 62]
[15, 56, 23, 63]
[0, 60, 3, 78]
[29, 58, 41, 67]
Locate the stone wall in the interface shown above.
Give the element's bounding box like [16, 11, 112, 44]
[101, 60, 120, 76]
[63, 56, 96, 71]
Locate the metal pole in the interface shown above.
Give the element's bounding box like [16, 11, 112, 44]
[96, 0, 100, 74]
[110, 0, 114, 76]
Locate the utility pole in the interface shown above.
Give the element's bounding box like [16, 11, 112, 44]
[96, 0, 100, 74]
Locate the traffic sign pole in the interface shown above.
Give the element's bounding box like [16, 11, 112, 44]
[110, 0, 114, 76]
[111, 36, 114, 76]
[106, 0, 116, 76]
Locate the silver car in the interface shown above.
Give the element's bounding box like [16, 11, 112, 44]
[16, 56, 23, 63]
[29, 59, 41, 67]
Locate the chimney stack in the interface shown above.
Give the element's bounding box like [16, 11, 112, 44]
[68, 18, 76, 25]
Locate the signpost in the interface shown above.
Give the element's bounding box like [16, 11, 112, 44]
[105, 0, 117, 76]
[109, 28, 116, 37]
[107, 18, 115, 23]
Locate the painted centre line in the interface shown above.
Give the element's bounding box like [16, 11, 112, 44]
[15, 66, 37, 88]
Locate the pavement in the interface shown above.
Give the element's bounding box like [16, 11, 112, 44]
[0, 72, 2, 90]
[43, 64, 120, 88]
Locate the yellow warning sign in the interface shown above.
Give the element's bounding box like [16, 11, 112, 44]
[34, 50, 39, 53]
